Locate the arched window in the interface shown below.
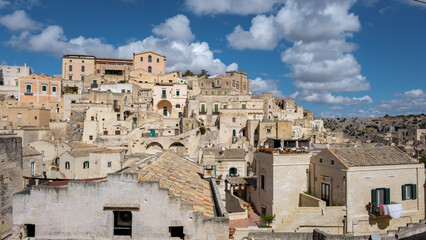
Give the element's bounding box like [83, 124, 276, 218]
[65, 162, 70, 170]
[54, 158, 60, 165]
[157, 58, 159, 63]
[83, 161, 89, 169]
[243, 84, 246, 90]
[148, 55, 152, 62]
[148, 66, 152, 73]
[236, 83, 239, 89]
[232, 81, 235, 87]
[229, 167, 237, 177]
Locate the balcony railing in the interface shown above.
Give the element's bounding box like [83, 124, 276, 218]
[199, 111, 207, 115]
[367, 203, 400, 218]
[161, 94, 167, 99]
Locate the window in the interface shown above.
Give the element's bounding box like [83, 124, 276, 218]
[148, 66, 152, 73]
[402, 184, 417, 200]
[214, 103, 219, 113]
[83, 161, 89, 169]
[17, 113, 22, 122]
[267, 129, 271, 133]
[157, 58, 159, 63]
[81, 66, 85, 72]
[261, 207, 266, 216]
[232, 117, 236, 123]
[261, 175, 265, 190]
[2, 116, 7, 121]
[169, 226, 184, 239]
[34, 116, 37, 120]
[31, 162, 35, 176]
[91, 116, 95, 121]
[319, 158, 323, 163]
[178, 112, 182, 118]
[26, 84, 32, 93]
[232, 129, 236, 137]
[321, 183, 330, 206]
[114, 211, 132, 236]
[89, 135, 93, 140]
[232, 81, 235, 87]
[65, 162, 70, 170]
[371, 188, 390, 205]
[115, 130, 121, 135]
[69, 65, 72, 71]
[107, 162, 112, 168]
[226, 82, 229, 86]
[331, 160, 334, 165]
[54, 158, 60, 165]
[242, 104, 246, 109]
[229, 167, 237, 177]
[200, 103, 206, 113]
[41, 150, 44, 156]
[243, 84, 246, 90]
[148, 55, 152, 62]
[52, 86, 57, 93]
[26, 224, 35, 238]
[81, 76, 84, 81]
[176, 104, 180, 108]
[223, 104, 227, 109]
[140, 57, 143, 61]
[104, 131, 108, 135]
[69, 75, 72, 80]
[122, 89, 125, 93]
[176, 90, 180, 96]
[236, 83, 239, 89]
[17, 68, 20, 73]
[42, 85, 47, 92]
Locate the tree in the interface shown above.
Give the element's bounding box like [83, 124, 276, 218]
[261, 214, 275, 227]
[182, 70, 194, 77]
[197, 69, 210, 78]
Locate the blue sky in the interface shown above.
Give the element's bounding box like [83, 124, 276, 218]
[0, 0, 425, 118]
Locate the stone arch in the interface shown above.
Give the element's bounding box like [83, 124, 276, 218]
[169, 142, 187, 156]
[157, 100, 172, 117]
[146, 142, 163, 154]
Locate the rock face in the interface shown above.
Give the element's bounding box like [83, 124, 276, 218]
[324, 115, 426, 142]
[0, 136, 23, 239]
[66, 120, 83, 142]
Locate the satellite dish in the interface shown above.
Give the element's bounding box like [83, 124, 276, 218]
[371, 232, 381, 240]
[221, 146, 226, 152]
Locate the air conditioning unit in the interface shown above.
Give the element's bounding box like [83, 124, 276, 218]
[117, 211, 132, 226]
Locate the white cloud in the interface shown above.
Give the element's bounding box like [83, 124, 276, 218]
[250, 77, 283, 98]
[0, 10, 40, 31]
[329, 106, 344, 111]
[282, 39, 369, 93]
[227, 15, 278, 50]
[226, 63, 238, 71]
[152, 14, 194, 42]
[5, 14, 234, 76]
[399, 89, 426, 99]
[299, 92, 372, 106]
[227, 0, 369, 105]
[0, 0, 9, 9]
[185, 0, 283, 15]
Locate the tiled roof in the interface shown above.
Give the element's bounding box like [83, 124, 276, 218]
[203, 148, 246, 160]
[330, 146, 417, 167]
[122, 151, 215, 218]
[22, 147, 41, 157]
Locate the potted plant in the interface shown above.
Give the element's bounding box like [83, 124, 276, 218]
[261, 214, 276, 228]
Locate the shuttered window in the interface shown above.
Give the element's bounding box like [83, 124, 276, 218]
[371, 188, 390, 205]
[402, 184, 417, 200]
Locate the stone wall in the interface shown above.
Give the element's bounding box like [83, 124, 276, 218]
[13, 173, 229, 239]
[0, 136, 23, 240]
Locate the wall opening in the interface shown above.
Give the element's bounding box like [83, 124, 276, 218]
[114, 211, 132, 236]
[169, 226, 184, 239]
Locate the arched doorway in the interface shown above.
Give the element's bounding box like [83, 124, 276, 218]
[146, 142, 163, 154]
[157, 100, 172, 117]
[169, 142, 187, 155]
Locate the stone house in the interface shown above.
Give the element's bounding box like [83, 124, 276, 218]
[58, 148, 124, 179]
[310, 146, 425, 235]
[152, 83, 188, 118]
[13, 151, 229, 239]
[18, 73, 61, 104]
[22, 147, 43, 179]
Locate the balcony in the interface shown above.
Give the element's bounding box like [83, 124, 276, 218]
[367, 203, 401, 219]
[161, 94, 167, 99]
[91, 83, 98, 88]
[212, 111, 220, 115]
[24, 92, 33, 96]
[199, 111, 207, 115]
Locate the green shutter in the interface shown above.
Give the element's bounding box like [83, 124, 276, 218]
[371, 189, 377, 205]
[412, 184, 417, 200]
[385, 188, 390, 204]
[402, 185, 406, 201]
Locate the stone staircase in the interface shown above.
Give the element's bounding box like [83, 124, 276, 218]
[381, 219, 426, 240]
